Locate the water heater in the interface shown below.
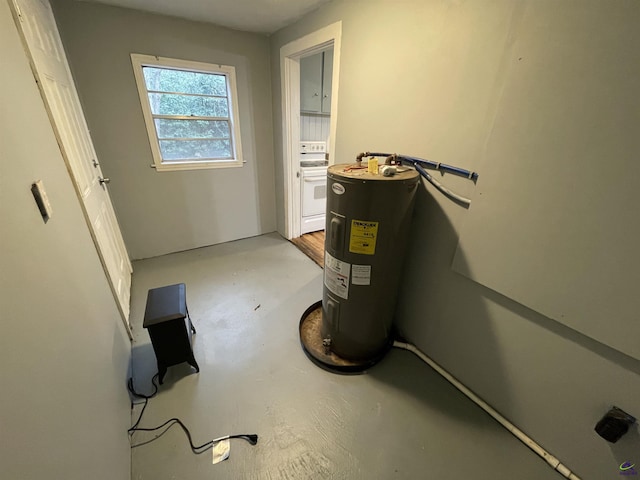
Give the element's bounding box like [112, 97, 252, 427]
[299, 162, 419, 372]
[323, 163, 419, 359]
[298, 150, 480, 372]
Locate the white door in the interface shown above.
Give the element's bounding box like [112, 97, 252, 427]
[10, 0, 133, 332]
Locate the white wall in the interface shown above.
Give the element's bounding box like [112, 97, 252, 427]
[0, 2, 131, 478]
[270, 1, 640, 478]
[51, 0, 277, 259]
[300, 114, 330, 142]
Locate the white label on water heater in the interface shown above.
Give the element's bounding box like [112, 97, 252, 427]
[351, 265, 371, 286]
[324, 252, 350, 299]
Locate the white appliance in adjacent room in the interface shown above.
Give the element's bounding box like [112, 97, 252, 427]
[300, 141, 328, 234]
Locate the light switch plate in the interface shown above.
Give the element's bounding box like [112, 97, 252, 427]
[31, 179, 53, 223]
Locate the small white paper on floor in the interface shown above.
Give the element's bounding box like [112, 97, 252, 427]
[212, 439, 230, 464]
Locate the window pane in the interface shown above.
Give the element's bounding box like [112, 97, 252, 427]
[147, 93, 229, 117]
[154, 119, 230, 139]
[143, 67, 228, 96]
[159, 139, 232, 160]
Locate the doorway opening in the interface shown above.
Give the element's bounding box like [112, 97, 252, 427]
[280, 22, 341, 266]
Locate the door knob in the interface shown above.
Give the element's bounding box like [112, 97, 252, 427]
[99, 177, 110, 185]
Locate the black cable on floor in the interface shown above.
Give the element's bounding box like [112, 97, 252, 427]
[131, 418, 258, 453]
[127, 374, 258, 454]
[127, 374, 158, 433]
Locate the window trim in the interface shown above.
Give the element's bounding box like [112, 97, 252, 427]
[130, 54, 244, 171]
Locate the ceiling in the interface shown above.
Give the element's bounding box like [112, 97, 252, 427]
[80, 0, 332, 34]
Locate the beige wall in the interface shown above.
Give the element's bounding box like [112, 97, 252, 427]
[270, 1, 640, 478]
[0, 2, 131, 478]
[52, 0, 276, 259]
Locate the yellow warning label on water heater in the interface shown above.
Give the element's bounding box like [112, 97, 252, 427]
[349, 220, 379, 255]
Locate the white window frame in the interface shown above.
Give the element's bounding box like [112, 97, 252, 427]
[130, 54, 244, 171]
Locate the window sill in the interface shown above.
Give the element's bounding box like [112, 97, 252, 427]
[153, 160, 245, 172]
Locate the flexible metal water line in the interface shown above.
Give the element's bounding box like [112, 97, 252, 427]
[393, 341, 582, 480]
[412, 162, 471, 206]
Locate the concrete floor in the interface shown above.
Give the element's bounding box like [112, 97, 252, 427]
[129, 233, 559, 480]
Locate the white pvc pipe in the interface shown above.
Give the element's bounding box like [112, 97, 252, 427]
[393, 341, 581, 480]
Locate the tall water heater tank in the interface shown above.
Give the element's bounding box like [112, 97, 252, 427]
[322, 163, 419, 364]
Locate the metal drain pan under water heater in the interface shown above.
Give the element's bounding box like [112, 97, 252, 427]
[319, 163, 419, 367]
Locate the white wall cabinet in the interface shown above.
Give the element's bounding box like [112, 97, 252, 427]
[300, 48, 333, 114]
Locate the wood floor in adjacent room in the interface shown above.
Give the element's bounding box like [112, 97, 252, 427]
[291, 230, 324, 268]
[127, 233, 558, 480]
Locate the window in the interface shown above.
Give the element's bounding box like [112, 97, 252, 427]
[131, 54, 243, 171]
